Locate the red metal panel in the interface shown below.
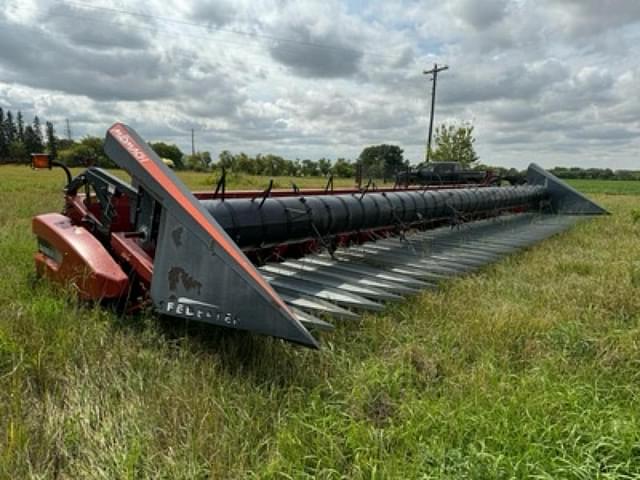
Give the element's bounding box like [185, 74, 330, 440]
[110, 233, 154, 284]
[33, 213, 128, 300]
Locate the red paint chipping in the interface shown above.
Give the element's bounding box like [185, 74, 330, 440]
[111, 233, 154, 284]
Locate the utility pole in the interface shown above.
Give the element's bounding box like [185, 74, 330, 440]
[65, 119, 72, 141]
[423, 63, 448, 163]
[191, 128, 195, 156]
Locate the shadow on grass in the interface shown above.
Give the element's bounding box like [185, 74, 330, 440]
[111, 308, 323, 387]
[23, 274, 325, 387]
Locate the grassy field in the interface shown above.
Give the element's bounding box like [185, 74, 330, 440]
[1, 164, 640, 478]
[566, 179, 640, 196]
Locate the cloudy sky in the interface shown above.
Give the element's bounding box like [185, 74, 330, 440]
[1, 0, 639, 168]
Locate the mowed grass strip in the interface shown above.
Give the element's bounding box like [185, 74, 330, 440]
[1, 164, 640, 478]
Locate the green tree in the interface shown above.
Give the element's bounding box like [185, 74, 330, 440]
[284, 158, 298, 176]
[57, 144, 86, 167]
[16, 111, 24, 143]
[318, 158, 332, 176]
[5, 111, 16, 143]
[292, 159, 302, 176]
[8, 140, 27, 162]
[358, 144, 404, 179]
[264, 154, 287, 176]
[429, 123, 478, 166]
[217, 150, 234, 170]
[57, 136, 112, 167]
[185, 152, 212, 171]
[233, 152, 255, 174]
[32, 116, 44, 149]
[57, 138, 76, 151]
[0, 108, 7, 161]
[149, 142, 184, 169]
[46, 121, 58, 160]
[23, 125, 43, 158]
[301, 159, 319, 176]
[332, 158, 355, 178]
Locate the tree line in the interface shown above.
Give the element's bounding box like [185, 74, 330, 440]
[0, 108, 414, 179]
[547, 166, 640, 181]
[0, 109, 361, 177]
[2, 110, 636, 181]
[0, 111, 457, 179]
[0, 108, 58, 162]
[193, 150, 358, 178]
[154, 144, 411, 179]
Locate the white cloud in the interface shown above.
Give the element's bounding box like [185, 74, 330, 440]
[455, 0, 509, 30]
[0, 0, 638, 169]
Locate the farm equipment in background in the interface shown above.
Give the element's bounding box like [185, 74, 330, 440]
[31, 123, 607, 348]
[395, 161, 499, 187]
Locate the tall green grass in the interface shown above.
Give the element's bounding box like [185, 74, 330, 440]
[1, 165, 639, 478]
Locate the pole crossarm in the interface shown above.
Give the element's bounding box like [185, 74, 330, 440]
[423, 65, 449, 76]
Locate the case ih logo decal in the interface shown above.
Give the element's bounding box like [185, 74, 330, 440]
[110, 125, 150, 164]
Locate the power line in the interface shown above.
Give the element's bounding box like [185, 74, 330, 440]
[8, 3, 411, 87]
[38, 8, 372, 75]
[0, 4, 425, 156]
[7, 9, 291, 75]
[423, 63, 448, 163]
[43, 10, 287, 63]
[60, 0, 404, 62]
